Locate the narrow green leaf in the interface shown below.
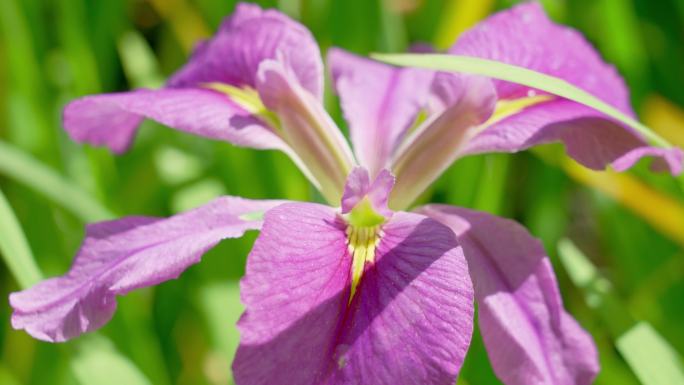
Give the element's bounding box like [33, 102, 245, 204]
[71, 336, 153, 385]
[616, 322, 684, 385]
[370, 53, 673, 148]
[0, 141, 114, 222]
[559, 239, 684, 384]
[0, 188, 43, 288]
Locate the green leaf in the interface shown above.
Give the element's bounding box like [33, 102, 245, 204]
[0, 141, 114, 222]
[559, 239, 684, 384]
[71, 336, 153, 385]
[370, 53, 673, 148]
[616, 322, 684, 385]
[0, 188, 42, 288]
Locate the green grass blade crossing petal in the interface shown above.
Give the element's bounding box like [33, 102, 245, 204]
[370, 53, 674, 149]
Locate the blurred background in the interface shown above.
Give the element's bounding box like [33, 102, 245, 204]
[1, 0, 684, 384]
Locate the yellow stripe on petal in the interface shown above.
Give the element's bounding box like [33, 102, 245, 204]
[203, 82, 280, 128]
[486, 94, 553, 126]
[346, 225, 381, 304]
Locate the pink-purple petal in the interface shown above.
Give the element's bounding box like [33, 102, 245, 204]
[233, 202, 350, 384]
[63, 88, 286, 153]
[464, 100, 684, 174]
[448, 2, 683, 174]
[257, 60, 356, 203]
[420, 205, 599, 385]
[329, 48, 433, 177]
[233, 204, 474, 385]
[328, 212, 473, 385]
[10, 197, 284, 342]
[390, 74, 497, 210]
[168, 2, 323, 99]
[451, 2, 632, 114]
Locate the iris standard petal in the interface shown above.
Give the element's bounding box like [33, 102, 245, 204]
[234, 203, 473, 385]
[168, 2, 323, 99]
[10, 197, 284, 342]
[420, 205, 599, 385]
[257, 60, 356, 204]
[328, 48, 433, 177]
[390, 74, 497, 210]
[448, 2, 683, 174]
[63, 88, 286, 154]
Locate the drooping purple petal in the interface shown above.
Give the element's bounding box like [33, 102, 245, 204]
[63, 88, 286, 154]
[420, 205, 599, 385]
[257, 60, 356, 203]
[169, 2, 323, 99]
[329, 48, 433, 177]
[340, 167, 395, 217]
[390, 74, 497, 210]
[233, 204, 473, 385]
[461, 100, 684, 174]
[10, 197, 284, 342]
[448, 2, 683, 174]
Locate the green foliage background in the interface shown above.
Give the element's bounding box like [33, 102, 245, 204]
[1, 0, 683, 384]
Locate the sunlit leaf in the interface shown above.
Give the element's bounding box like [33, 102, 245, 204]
[559, 239, 684, 385]
[371, 53, 673, 148]
[616, 322, 684, 385]
[71, 336, 153, 385]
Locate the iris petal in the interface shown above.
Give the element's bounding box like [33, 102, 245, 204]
[420, 205, 599, 385]
[234, 204, 474, 385]
[10, 197, 284, 342]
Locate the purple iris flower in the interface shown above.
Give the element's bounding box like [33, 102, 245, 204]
[10, 2, 683, 385]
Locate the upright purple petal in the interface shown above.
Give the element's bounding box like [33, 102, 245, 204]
[64, 88, 286, 153]
[390, 74, 497, 210]
[234, 204, 474, 385]
[448, 2, 683, 174]
[257, 60, 356, 203]
[10, 197, 284, 342]
[420, 205, 599, 385]
[169, 2, 323, 99]
[329, 48, 433, 177]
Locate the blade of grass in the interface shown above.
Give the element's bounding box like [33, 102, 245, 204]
[0, 188, 42, 288]
[616, 322, 684, 385]
[370, 53, 674, 149]
[71, 335, 152, 385]
[0, 141, 114, 222]
[558, 239, 684, 385]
